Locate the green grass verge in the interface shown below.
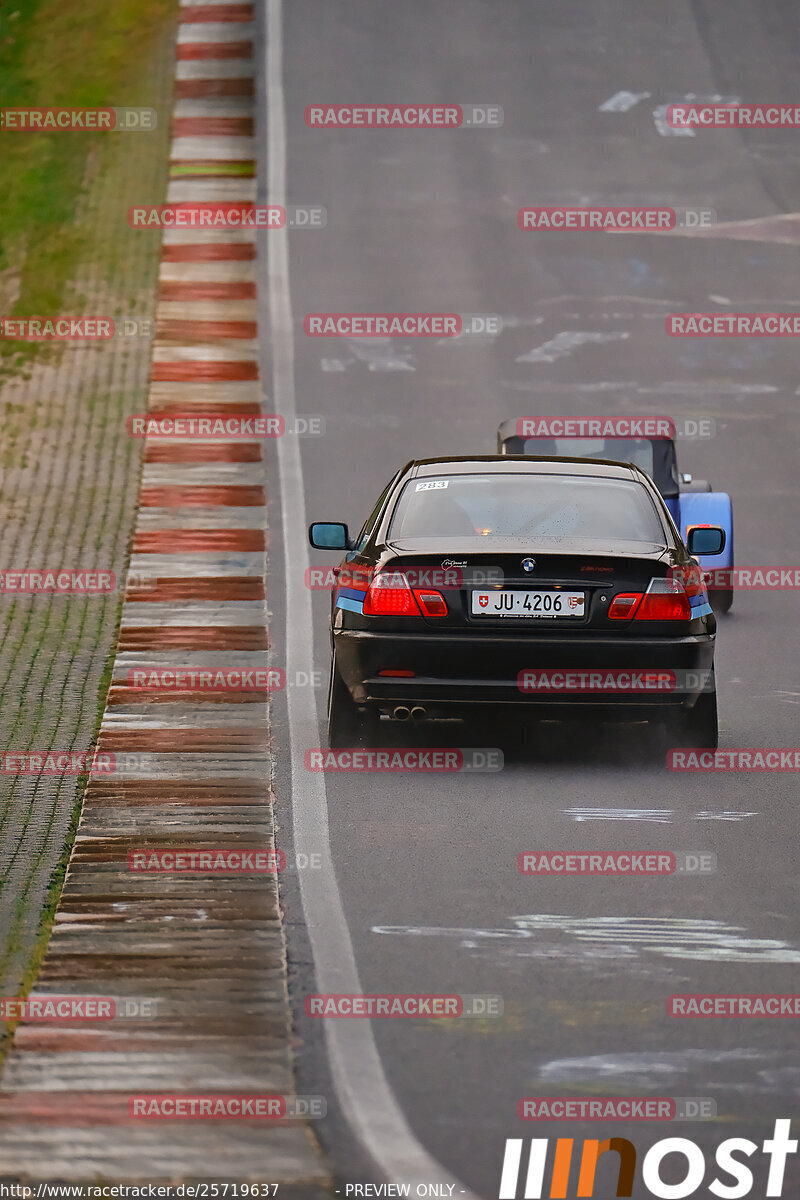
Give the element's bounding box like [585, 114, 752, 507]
[0, 0, 173, 366]
[0, 596, 123, 1063]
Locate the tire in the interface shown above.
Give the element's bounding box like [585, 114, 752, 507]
[709, 588, 733, 615]
[682, 687, 718, 749]
[656, 688, 718, 753]
[327, 659, 376, 748]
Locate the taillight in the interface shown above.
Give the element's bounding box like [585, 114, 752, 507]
[608, 593, 642, 620]
[363, 573, 421, 616]
[362, 569, 449, 617]
[669, 562, 706, 599]
[338, 564, 372, 592]
[635, 577, 691, 621]
[413, 590, 448, 617]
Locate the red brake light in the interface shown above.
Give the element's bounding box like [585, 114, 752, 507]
[363, 573, 420, 616]
[338, 564, 372, 592]
[635, 578, 691, 621]
[608, 593, 642, 619]
[669, 562, 706, 599]
[413, 589, 448, 617]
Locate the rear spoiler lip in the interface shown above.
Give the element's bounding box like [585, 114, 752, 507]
[381, 542, 673, 564]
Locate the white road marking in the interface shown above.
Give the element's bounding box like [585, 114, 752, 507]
[373, 926, 531, 942]
[694, 810, 758, 822]
[348, 337, 416, 371]
[264, 2, 478, 1192]
[539, 1049, 762, 1083]
[504, 379, 779, 395]
[515, 330, 629, 363]
[511, 915, 800, 963]
[653, 104, 695, 137]
[564, 807, 673, 823]
[652, 93, 740, 138]
[375, 918, 800, 964]
[598, 91, 651, 113]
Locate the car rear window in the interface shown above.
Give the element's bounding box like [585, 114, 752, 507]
[388, 473, 665, 543]
[521, 436, 655, 477]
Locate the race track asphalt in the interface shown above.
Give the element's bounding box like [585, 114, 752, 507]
[262, 3, 800, 1194]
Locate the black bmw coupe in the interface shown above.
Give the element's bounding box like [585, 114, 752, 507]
[309, 456, 726, 749]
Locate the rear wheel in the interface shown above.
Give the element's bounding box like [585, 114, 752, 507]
[682, 687, 719, 749]
[327, 658, 377, 748]
[655, 687, 718, 752]
[709, 588, 733, 614]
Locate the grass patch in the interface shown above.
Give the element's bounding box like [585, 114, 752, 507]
[0, 0, 173, 1060]
[0, 0, 174, 367]
[0, 591, 125, 1065]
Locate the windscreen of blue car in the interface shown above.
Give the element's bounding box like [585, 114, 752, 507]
[521, 437, 655, 476]
[388, 474, 665, 543]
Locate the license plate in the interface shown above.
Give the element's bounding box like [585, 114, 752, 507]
[471, 589, 585, 618]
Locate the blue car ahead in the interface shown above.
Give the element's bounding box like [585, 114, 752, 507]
[497, 418, 734, 613]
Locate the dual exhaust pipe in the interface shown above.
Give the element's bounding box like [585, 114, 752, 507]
[392, 705, 427, 722]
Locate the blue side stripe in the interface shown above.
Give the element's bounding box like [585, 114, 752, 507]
[335, 595, 364, 614]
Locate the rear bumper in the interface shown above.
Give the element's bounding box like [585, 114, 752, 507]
[335, 629, 715, 713]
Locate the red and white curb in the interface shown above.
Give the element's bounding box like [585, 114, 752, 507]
[0, 2, 330, 1186]
[115, 0, 265, 765]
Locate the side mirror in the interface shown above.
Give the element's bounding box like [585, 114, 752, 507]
[309, 521, 350, 550]
[687, 525, 725, 556]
